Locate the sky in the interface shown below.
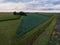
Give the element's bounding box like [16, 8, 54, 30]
[0, 0, 60, 12]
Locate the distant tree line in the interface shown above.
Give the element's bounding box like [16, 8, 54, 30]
[13, 11, 27, 16]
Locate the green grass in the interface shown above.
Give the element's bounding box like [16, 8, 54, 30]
[11, 16, 55, 45]
[0, 13, 58, 45]
[0, 13, 19, 20]
[0, 13, 22, 45]
[16, 13, 50, 38]
[32, 16, 57, 45]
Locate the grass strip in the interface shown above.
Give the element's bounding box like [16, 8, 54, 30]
[32, 16, 57, 45]
[12, 16, 55, 45]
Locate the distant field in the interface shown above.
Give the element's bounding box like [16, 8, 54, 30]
[0, 13, 19, 20]
[0, 12, 59, 45]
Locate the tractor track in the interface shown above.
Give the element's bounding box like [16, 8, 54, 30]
[47, 24, 60, 45]
[22, 20, 53, 45]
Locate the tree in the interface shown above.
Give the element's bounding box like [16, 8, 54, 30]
[13, 11, 27, 16]
[13, 11, 16, 15]
[19, 11, 27, 16]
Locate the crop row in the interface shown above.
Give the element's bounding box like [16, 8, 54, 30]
[32, 16, 57, 45]
[11, 15, 55, 45]
[16, 14, 51, 38]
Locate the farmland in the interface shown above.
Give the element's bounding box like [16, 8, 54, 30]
[0, 12, 59, 45]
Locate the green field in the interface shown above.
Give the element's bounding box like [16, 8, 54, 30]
[0, 12, 59, 45]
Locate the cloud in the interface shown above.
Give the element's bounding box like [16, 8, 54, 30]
[1, 0, 33, 3]
[0, 0, 60, 12]
[26, 0, 60, 11]
[0, 2, 27, 12]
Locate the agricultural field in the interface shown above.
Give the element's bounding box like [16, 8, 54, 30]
[0, 12, 59, 45]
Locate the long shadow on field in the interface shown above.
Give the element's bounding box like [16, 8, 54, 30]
[0, 16, 21, 22]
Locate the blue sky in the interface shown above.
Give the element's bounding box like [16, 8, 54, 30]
[0, 0, 60, 12]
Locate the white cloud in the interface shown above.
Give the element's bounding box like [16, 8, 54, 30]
[0, 2, 27, 12]
[50, 0, 60, 2]
[0, 0, 60, 12]
[51, 5, 60, 10]
[0, 2, 59, 12]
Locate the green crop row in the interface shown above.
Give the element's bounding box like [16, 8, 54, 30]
[11, 16, 55, 45]
[16, 14, 50, 38]
[32, 16, 57, 45]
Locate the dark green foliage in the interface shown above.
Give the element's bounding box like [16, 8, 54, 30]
[13, 11, 27, 16]
[19, 11, 27, 16]
[13, 11, 16, 15]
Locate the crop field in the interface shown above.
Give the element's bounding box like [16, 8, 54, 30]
[0, 12, 59, 45]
